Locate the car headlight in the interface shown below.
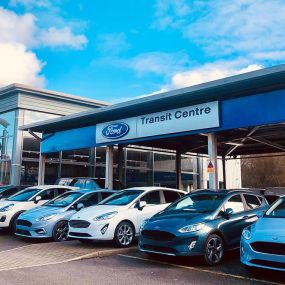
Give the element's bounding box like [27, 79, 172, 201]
[0, 204, 14, 212]
[36, 214, 56, 222]
[178, 223, 205, 233]
[94, 211, 118, 221]
[242, 226, 252, 240]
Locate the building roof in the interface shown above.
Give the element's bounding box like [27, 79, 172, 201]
[0, 83, 110, 108]
[20, 64, 285, 133]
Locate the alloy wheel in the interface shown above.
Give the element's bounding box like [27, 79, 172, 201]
[205, 235, 224, 265]
[54, 221, 69, 242]
[116, 223, 134, 247]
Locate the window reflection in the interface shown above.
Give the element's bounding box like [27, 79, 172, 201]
[0, 111, 15, 185]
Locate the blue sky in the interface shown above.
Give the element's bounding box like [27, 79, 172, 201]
[1, 0, 285, 103]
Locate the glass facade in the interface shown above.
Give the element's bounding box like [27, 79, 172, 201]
[0, 108, 196, 189]
[0, 111, 16, 185]
[21, 110, 60, 185]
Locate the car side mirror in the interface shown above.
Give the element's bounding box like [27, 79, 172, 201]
[34, 196, 42, 204]
[76, 203, 84, 212]
[224, 208, 234, 218]
[137, 201, 147, 211]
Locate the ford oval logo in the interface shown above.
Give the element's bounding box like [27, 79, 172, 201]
[102, 123, 129, 139]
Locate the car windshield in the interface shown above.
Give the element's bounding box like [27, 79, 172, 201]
[166, 192, 226, 213]
[45, 192, 83, 207]
[8, 188, 41, 201]
[99, 190, 144, 206]
[265, 197, 285, 218]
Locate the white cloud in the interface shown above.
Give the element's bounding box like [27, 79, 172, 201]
[39, 27, 88, 50]
[97, 33, 130, 54]
[0, 43, 45, 87]
[168, 62, 263, 89]
[0, 7, 37, 47]
[9, 0, 51, 8]
[152, 0, 190, 30]
[0, 7, 87, 50]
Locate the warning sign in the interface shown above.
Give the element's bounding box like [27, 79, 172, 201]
[207, 161, 214, 173]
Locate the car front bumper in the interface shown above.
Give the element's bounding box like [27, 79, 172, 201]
[138, 233, 206, 257]
[15, 220, 55, 238]
[240, 236, 285, 272]
[68, 220, 116, 241]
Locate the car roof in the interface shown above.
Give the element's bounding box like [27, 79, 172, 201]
[76, 189, 116, 194]
[122, 187, 185, 193]
[190, 189, 263, 196]
[25, 185, 78, 190]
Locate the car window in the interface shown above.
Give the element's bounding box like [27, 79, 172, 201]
[39, 188, 57, 200]
[244, 194, 261, 209]
[79, 193, 99, 207]
[46, 192, 83, 207]
[163, 191, 181, 203]
[100, 190, 144, 206]
[8, 188, 40, 201]
[224, 195, 245, 213]
[3, 187, 18, 197]
[101, 191, 114, 201]
[167, 193, 226, 213]
[70, 179, 86, 189]
[140, 191, 161, 205]
[57, 188, 69, 196]
[85, 180, 96, 190]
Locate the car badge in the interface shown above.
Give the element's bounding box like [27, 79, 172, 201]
[272, 236, 278, 241]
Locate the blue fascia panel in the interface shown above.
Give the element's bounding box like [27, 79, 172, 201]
[42, 88, 285, 151]
[41, 125, 96, 153]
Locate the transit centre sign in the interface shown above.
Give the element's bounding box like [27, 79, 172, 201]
[96, 101, 219, 144]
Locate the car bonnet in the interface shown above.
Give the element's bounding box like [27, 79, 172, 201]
[70, 204, 121, 221]
[145, 210, 210, 233]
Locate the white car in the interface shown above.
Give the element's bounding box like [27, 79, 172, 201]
[0, 185, 77, 232]
[68, 187, 185, 247]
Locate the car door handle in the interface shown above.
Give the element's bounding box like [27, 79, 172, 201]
[242, 216, 249, 220]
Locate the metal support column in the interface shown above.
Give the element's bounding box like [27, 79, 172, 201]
[208, 133, 219, 190]
[147, 151, 154, 186]
[117, 145, 124, 187]
[38, 154, 46, 185]
[105, 146, 114, 189]
[222, 156, 227, 189]
[176, 149, 182, 190]
[10, 109, 24, 185]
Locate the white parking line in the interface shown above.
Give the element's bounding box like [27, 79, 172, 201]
[118, 254, 282, 285]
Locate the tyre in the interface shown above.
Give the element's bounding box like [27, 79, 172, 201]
[114, 221, 135, 248]
[204, 234, 224, 266]
[9, 212, 23, 234]
[52, 221, 69, 242]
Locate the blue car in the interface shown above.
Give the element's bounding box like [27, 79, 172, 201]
[241, 196, 285, 272]
[15, 189, 115, 241]
[139, 190, 268, 265]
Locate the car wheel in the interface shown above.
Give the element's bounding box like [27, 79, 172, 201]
[52, 221, 69, 242]
[114, 221, 135, 248]
[204, 234, 224, 266]
[9, 212, 23, 234]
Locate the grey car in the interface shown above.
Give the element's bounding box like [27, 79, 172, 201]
[15, 189, 115, 241]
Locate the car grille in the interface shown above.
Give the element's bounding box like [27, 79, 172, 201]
[16, 229, 31, 236]
[250, 242, 285, 255]
[251, 259, 285, 269]
[16, 219, 32, 227]
[69, 232, 91, 237]
[141, 244, 177, 254]
[141, 230, 176, 241]
[69, 220, 90, 228]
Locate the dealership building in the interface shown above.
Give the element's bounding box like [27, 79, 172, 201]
[3, 65, 285, 190]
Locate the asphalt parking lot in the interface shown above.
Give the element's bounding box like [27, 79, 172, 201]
[0, 231, 283, 285]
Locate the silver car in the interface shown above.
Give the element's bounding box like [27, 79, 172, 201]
[15, 189, 115, 241]
[241, 196, 285, 272]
